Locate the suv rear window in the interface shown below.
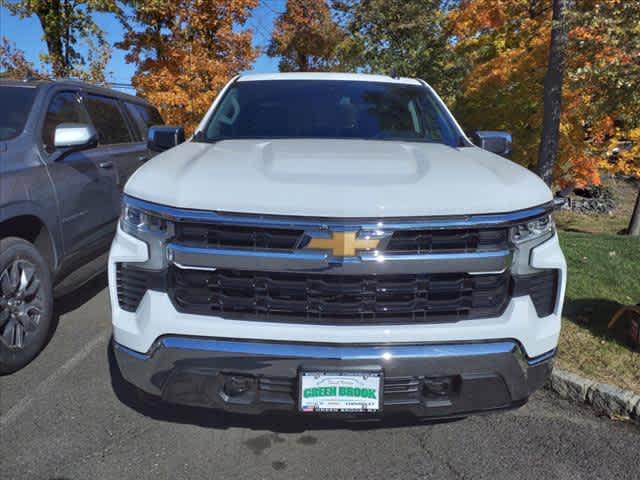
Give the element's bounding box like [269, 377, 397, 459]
[124, 102, 164, 140]
[0, 86, 37, 141]
[84, 94, 132, 145]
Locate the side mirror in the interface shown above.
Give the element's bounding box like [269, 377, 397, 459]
[147, 126, 185, 152]
[54, 123, 97, 151]
[470, 131, 512, 159]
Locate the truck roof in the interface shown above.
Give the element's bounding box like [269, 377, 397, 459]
[0, 78, 151, 105]
[237, 72, 423, 86]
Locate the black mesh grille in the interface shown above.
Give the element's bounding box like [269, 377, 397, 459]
[174, 221, 508, 255]
[116, 264, 148, 312]
[385, 228, 508, 254]
[168, 268, 511, 324]
[175, 223, 304, 250]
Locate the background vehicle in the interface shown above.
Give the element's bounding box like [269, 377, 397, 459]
[0, 79, 164, 373]
[110, 73, 566, 419]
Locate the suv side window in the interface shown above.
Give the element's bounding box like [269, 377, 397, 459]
[124, 102, 164, 140]
[42, 91, 89, 152]
[84, 94, 132, 145]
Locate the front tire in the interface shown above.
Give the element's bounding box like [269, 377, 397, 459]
[0, 237, 54, 374]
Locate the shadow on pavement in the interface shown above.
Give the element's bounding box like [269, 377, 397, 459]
[54, 272, 108, 318]
[45, 272, 108, 346]
[36, 272, 109, 359]
[106, 341, 464, 433]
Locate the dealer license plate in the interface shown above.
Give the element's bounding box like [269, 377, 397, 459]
[299, 371, 382, 413]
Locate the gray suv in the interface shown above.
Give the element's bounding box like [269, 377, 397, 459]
[0, 79, 165, 373]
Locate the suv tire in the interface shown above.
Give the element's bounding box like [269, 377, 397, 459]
[0, 237, 54, 374]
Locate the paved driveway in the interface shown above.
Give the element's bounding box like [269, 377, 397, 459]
[1, 276, 638, 480]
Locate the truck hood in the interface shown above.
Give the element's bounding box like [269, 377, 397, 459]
[125, 139, 552, 217]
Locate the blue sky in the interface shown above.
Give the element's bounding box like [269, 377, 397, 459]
[0, 1, 284, 87]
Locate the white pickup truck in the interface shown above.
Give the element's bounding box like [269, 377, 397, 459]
[109, 73, 566, 419]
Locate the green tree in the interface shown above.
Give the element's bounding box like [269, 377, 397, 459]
[334, 0, 461, 101]
[4, 0, 120, 79]
[268, 0, 346, 72]
[567, 0, 640, 235]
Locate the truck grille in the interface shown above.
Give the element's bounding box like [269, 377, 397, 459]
[386, 228, 508, 254]
[168, 268, 511, 324]
[175, 221, 508, 254]
[176, 223, 304, 250]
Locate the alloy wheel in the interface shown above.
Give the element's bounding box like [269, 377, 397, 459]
[0, 259, 44, 349]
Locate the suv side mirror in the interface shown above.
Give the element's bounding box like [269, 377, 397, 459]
[54, 123, 98, 151]
[148, 126, 185, 152]
[470, 131, 512, 159]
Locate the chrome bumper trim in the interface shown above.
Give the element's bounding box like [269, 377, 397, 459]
[144, 337, 519, 360]
[168, 243, 513, 275]
[119, 337, 553, 367]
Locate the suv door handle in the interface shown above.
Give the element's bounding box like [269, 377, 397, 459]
[99, 161, 114, 169]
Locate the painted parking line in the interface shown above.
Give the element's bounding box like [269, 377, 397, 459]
[0, 329, 111, 427]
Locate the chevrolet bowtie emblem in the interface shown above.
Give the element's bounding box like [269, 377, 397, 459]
[305, 231, 380, 257]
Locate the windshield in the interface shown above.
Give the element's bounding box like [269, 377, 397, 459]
[202, 80, 461, 146]
[0, 86, 38, 141]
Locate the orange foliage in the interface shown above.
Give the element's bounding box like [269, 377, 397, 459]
[119, 0, 258, 135]
[268, 0, 344, 72]
[0, 37, 44, 79]
[449, 0, 640, 187]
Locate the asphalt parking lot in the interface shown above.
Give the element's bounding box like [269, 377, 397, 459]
[1, 276, 638, 480]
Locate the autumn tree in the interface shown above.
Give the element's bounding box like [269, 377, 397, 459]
[268, 0, 345, 72]
[567, 0, 640, 234]
[118, 0, 258, 134]
[335, 0, 460, 101]
[0, 37, 44, 78]
[4, 0, 120, 80]
[449, 1, 553, 173]
[450, 0, 640, 184]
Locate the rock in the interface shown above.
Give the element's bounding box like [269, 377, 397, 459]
[550, 369, 640, 423]
[569, 185, 617, 214]
[587, 383, 640, 418]
[550, 369, 594, 402]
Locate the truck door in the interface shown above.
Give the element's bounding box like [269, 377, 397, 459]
[121, 101, 166, 175]
[82, 93, 140, 194]
[41, 90, 119, 257]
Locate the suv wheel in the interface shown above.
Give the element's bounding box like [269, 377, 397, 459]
[0, 237, 53, 374]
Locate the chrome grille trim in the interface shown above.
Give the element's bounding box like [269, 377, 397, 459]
[168, 243, 513, 275]
[124, 195, 553, 230]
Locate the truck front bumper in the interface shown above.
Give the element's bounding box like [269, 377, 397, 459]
[113, 336, 554, 418]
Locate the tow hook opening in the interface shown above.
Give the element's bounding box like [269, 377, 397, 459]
[423, 376, 461, 398]
[222, 375, 256, 398]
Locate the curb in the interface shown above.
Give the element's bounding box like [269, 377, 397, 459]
[548, 368, 640, 423]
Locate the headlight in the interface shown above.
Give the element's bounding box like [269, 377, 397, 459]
[120, 198, 174, 269]
[510, 214, 554, 244]
[121, 203, 171, 236]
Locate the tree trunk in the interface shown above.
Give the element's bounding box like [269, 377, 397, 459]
[35, 0, 67, 78]
[629, 186, 640, 236]
[537, 0, 568, 186]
